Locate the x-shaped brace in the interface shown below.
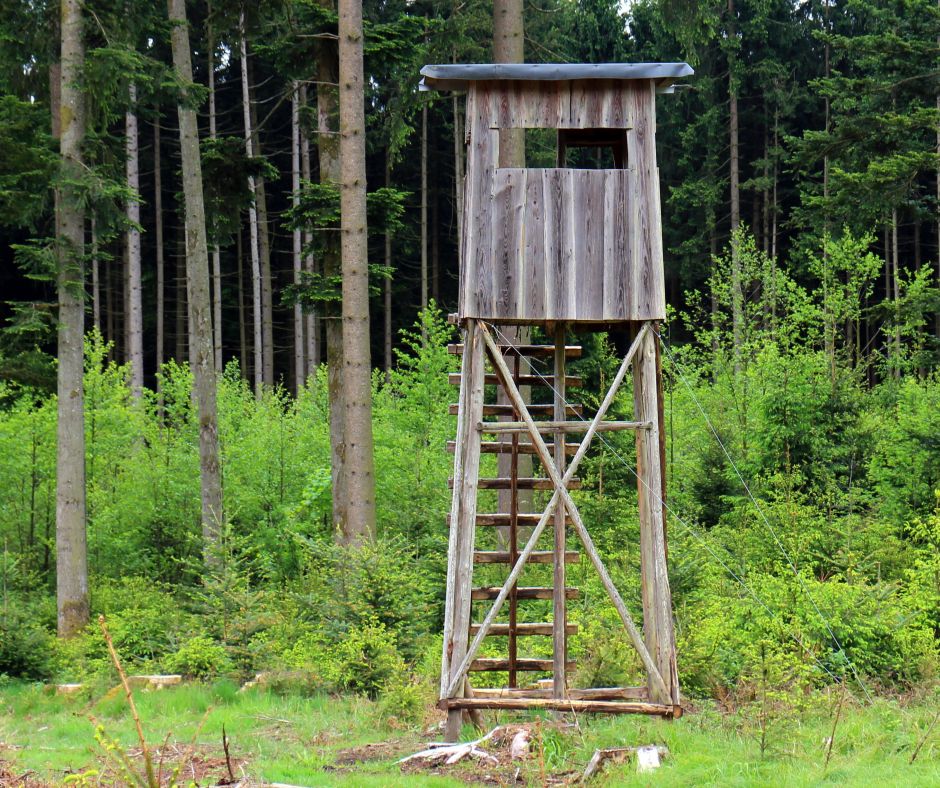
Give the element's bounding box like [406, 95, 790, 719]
[444, 322, 670, 702]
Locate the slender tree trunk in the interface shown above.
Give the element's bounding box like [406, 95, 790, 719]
[126, 82, 144, 396]
[338, 0, 377, 543]
[247, 60, 274, 387]
[762, 119, 769, 256]
[154, 115, 164, 380]
[300, 82, 318, 371]
[208, 15, 223, 374]
[292, 81, 305, 394]
[384, 157, 393, 378]
[892, 208, 901, 377]
[239, 14, 263, 395]
[771, 109, 778, 263]
[91, 217, 100, 332]
[452, 91, 464, 251]
[106, 243, 115, 351]
[493, 0, 531, 522]
[728, 0, 743, 376]
[175, 230, 186, 362]
[317, 8, 348, 535]
[237, 223, 247, 375]
[432, 174, 440, 304]
[167, 0, 223, 557]
[55, 0, 89, 638]
[420, 100, 429, 311]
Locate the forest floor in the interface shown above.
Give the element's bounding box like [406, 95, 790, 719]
[0, 680, 937, 786]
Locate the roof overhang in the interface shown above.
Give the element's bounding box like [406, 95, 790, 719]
[419, 62, 694, 93]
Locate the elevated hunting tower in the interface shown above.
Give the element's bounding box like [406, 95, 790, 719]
[421, 63, 692, 738]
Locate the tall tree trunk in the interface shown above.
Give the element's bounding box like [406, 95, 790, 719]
[154, 115, 164, 381]
[292, 81, 305, 394]
[384, 156, 393, 378]
[247, 60, 274, 387]
[167, 0, 223, 558]
[420, 101, 429, 311]
[728, 0, 743, 376]
[239, 14, 263, 395]
[432, 176, 440, 304]
[91, 217, 100, 332]
[300, 82, 318, 372]
[237, 222, 247, 375]
[175, 229, 186, 362]
[55, 0, 89, 638]
[892, 208, 901, 378]
[452, 90, 464, 251]
[317, 8, 347, 536]
[493, 0, 531, 520]
[337, 0, 377, 543]
[208, 14, 223, 374]
[126, 82, 144, 396]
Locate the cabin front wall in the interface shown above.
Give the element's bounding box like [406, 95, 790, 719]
[458, 79, 665, 324]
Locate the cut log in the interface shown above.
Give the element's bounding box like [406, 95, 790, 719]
[478, 420, 650, 434]
[449, 512, 573, 527]
[470, 686, 648, 700]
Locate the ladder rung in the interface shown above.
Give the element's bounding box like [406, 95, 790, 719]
[471, 686, 647, 700]
[449, 343, 582, 359]
[450, 403, 582, 417]
[470, 623, 579, 636]
[448, 373, 582, 388]
[471, 587, 579, 600]
[474, 550, 579, 564]
[447, 513, 574, 527]
[448, 440, 579, 457]
[479, 420, 649, 434]
[469, 658, 576, 672]
[449, 477, 581, 490]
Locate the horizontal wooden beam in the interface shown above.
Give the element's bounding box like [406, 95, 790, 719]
[469, 686, 648, 701]
[449, 477, 581, 490]
[473, 550, 579, 564]
[440, 698, 681, 718]
[468, 658, 577, 672]
[448, 373, 582, 388]
[471, 587, 579, 600]
[448, 512, 573, 527]
[450, 403, 582, 417]
[469, 623, 579, 636]
[448, 440, 579, 457]
[479, 420, 651, 434]
[449, 343, 582, 359]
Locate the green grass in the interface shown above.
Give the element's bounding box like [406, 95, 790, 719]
[0, 680, 936, 786]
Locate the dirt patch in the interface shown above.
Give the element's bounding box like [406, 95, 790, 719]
[335, 740, 406, 765]
[0, 760, 50, 787]
[96, 744, 249, 786]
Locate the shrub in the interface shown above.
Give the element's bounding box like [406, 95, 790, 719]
[0, 607, 53, 680]
[164, 635, 233, 680]
[328, 622, 405, 697]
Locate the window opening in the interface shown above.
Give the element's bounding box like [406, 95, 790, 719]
[505, 128, 629, 169]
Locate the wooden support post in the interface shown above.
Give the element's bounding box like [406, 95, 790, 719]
[552, 324, 567, 699]
[633, 324, 679, 705]
[441, 319, 485, 741]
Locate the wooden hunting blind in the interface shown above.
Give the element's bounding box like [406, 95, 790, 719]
[421, 62, 692, 738]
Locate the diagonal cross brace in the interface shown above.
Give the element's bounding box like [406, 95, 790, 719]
[444, 323, 669, 702]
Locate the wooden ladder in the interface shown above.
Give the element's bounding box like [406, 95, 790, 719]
[440, 320, 681, 739]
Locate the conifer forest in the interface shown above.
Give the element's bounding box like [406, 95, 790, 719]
[0, 0, 939, 784]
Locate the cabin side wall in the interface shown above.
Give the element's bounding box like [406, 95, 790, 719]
[458, 79, 665, 324]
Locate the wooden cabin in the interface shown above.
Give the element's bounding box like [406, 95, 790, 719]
[420, 63, 693, 325]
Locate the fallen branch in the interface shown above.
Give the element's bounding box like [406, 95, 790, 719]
[400, 726, 506, 767]
[582, 745, 669, 781]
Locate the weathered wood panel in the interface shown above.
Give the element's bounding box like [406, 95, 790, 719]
[460, 81, 665, 323]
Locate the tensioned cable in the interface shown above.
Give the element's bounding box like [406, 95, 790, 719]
[652, 325, 872, 703]
[482, 321, 861, 697]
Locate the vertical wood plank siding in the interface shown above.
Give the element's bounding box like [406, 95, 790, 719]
[460, 80, 665, 323]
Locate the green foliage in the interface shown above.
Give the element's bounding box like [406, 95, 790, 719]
[164, 635, 233, 680]
[327, 622, 406, 698]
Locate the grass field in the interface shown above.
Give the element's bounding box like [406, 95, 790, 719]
[0, 680, 937, 786]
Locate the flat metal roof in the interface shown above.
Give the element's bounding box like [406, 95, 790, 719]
[420, 62, 693, 92]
